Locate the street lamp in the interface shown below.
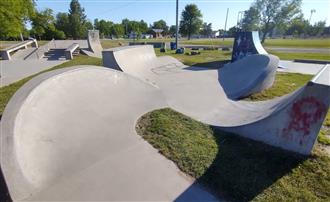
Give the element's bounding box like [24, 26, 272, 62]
[309, 9, 316, 23]
[175, 0, 179, 50]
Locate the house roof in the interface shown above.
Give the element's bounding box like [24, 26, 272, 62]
[152, 29, 164, 33]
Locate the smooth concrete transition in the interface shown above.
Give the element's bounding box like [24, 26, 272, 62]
[102, 45, 329, 154]
[0, 66, 217, 201]
[219, 54, 279, 99]
[1, 64, 329, 201]
[103, 45, 278, 99]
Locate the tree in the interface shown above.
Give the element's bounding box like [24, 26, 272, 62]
[200, 22, 212, 37]
[307, 21, 326, 37]
[179, 4, 203, 40]
[241, 7, 260, 31]
[68, 0, 87, 39]
[111, 24, 125, 38]
[169, 25, 177, 37]
[30, 8, 65, 40]
[248, 0, 302, 43]
[94, 19, 113, 38]
[226, 26, 238, 37]
[56, 12, 70, 37]
[152, 20, 169, 34]
[0, 0, 35, 39]
[285, 15, 308, 37]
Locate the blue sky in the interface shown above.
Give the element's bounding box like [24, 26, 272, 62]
[36, 0, 330, 30]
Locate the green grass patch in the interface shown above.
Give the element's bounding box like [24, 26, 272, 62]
[0, 55, 102, 115]
[155, 48, 231, 67]
[136, 108, 330, 201]
[264, 38, 330, 48]
[268, 51, 330, 61]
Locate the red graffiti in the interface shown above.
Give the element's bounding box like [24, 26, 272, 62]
[282, 96, 327, 145]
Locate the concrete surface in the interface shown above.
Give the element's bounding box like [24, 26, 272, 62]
[83, 30, 103, 58]
[102, 45, 329, 155]
[0, 66, 218, 201]
[277, 60, 325, 74]
[0, 59, 66, 87]
[219, 54, 278, 99]
[103, 45, 278, 99]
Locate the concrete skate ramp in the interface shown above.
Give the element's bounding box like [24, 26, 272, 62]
[0, 66, 216, 201]
[219, 54, 279, 99]
[86, 30, 103, 57]
[154, 65, 329, 155]
[103, 45, 277, 98]
[103, 45, 185, 83]
[1, 66, 329, 201]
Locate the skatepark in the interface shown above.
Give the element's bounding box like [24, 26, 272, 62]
[0, 27, 330, 201]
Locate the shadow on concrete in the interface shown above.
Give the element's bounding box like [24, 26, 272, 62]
[44, 49, 67, 61]
[191, 60, 231, 69]
[174, 128, 306, 202]
[0, 166, 12, 202]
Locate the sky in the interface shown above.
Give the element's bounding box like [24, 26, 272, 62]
[36, 0, 330, 30]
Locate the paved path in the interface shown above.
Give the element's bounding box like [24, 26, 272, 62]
[0, 58, 66, 87]
[179, 44, 330, 54]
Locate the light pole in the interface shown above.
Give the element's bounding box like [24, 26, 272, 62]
[175, 0, 179, 49]
[309, 9, 316, 23]
[223, 8, 229, 41]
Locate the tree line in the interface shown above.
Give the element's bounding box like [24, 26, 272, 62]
[0, 0, 212, 40]
[0, 0, 328, 41]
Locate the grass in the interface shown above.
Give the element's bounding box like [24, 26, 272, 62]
[0, 40, 49, 49]
[0, 55, 102, 115]
[264, 38, 330, 48]
[268, 51, 330, 61]
[136, 108, 330, 201]
[155, 48, 231, 67]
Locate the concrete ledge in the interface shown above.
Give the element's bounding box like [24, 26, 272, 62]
[0, 39, 38, 60]
[65, 43, 79, 60]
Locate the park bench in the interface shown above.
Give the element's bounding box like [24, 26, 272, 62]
[0, 39, 38, 60]
[65, 43, 80, 60]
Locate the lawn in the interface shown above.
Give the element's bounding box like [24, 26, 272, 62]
[137, 108, 330, 201]
[268, 50, 330, 61]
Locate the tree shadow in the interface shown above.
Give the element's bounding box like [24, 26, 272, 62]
[175, 127, 306, 202]
[192, 60, 231, 69]
[0, 165, 12, 202]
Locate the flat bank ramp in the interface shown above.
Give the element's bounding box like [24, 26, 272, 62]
[0, 66, 217, 201]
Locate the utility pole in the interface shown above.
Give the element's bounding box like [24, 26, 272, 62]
[223, 8, 229, 41]
[175, 0, 179, 49]
[309, 9, 316, 23]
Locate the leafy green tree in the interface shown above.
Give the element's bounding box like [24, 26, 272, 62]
[0, 0, 35, 39]
[111, 24, 125, 38]
[307, 21, 326, 37]
[200, 22, 212, 37]
[179, 4, 203, 40]
[285, 15, 308, 37]
[169, 25, 176, 37]
[152, 20, 169, 34]
[94, 19, 113, 38]
[56, 12, 70, 37]
[68, 0, 87, 39]
[246, 0, 302, 43]
[241, 7, 260, 31]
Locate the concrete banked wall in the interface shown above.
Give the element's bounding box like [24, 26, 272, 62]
[102, 45, 279, 100]
[1, 47, 329, 200]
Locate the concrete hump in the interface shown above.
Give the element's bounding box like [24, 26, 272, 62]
[219, 54, 279, 99]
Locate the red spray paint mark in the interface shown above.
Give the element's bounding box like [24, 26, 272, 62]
[282, 96, 327, 145]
